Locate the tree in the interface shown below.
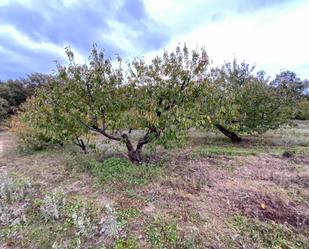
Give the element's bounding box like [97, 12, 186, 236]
[0, 80, 28, 113]
[22, 45, 208, 164]
[0, 97, 9, 121]
[0, 73, 51, 119]
[270, 70, 305, 97]
[197, 59, 292, 142]
[15, 82, 89, 152]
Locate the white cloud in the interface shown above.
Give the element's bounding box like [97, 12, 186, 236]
[0, 24, 86, 70]
[143, 0, 309, 79]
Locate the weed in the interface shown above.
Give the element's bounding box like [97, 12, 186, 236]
[114, 237, 139, 249]
[40, 189, 67, 221]
[117, 207, 140, 227]
[94, 157, 162, 190]
[146, 216, 180, 249]
[0, 174, 32, 227]
[228, 214, 308, 249]
[188, 146, 260, 159]
[99, 205, 121, 239]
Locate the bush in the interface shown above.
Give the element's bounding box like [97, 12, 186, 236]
[0, 174, 32, 227]
[40, 189, 67, 221]
[10, 115, 54, 152]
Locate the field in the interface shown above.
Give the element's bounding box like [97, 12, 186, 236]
[0, 121, 308, 249]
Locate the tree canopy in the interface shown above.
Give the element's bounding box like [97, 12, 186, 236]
[14, 46, 302, 163]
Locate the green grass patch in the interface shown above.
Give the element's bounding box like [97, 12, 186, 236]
[93, 157, 162, 190]
[65, 154, 163, 190]
[114, 237, 139, 249]
[116, 207, 140, 227]
[146, 216, 180, 249]
[228, 214, 308, 249]
[188, 146, 261, 159]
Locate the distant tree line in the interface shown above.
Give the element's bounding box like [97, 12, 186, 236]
[0, 73, 52, 121]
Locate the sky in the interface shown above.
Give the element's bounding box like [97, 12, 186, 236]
[0, 0, 309, 80]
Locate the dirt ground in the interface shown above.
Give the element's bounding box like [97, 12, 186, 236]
[0, 121, 308, 248]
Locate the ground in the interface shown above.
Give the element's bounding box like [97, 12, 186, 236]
[0, 121, 308, 249]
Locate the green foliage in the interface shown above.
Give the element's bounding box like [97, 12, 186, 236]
[116, 208, 140, 227]
[189, 145, 260, 159]
[0, 80, 28, 109]
[296, 99, 309, 120]
[14, 82, 88, 151]
[114, 237, 139, 249]
[0, 97, 9, 121]
[270, 70, 305, 97]
[17, 45, 208, 163]
[197, 59, 292, 138]
[146, 216, 180, 249]
[0, 74, 50, 120]
[94, 157, 162, 189]
[228, 215, 308, 249]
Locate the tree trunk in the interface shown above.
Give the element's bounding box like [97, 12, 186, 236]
[73, 137, 87, 153]
[128, 148, 142, 165]
[122, 128, 160, 164]
[215, 124, 242, 143]
[122, 134, 143, 164]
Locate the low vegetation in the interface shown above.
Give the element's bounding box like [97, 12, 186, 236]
[1, 120, 308, 248]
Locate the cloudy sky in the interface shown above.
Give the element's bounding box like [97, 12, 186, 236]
[1, 0, 308, 80]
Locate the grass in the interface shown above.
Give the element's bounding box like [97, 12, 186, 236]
[116, 207, 140, 227]
[65, 154, 164, 191]
[146, 216, 181, 249]
[188, 145, 261, 159]
[228, 214, 308, 249]
[114, 237, 139, 249]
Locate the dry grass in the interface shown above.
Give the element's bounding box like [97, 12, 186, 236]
[0, 121, 308, 248]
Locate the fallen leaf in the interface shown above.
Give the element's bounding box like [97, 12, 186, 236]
[261, 203, 267, 209]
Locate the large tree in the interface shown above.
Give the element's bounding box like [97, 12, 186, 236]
[21, 45, 208, 164]
[197, 60, 292, 142]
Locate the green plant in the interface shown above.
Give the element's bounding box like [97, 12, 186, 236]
[18, 45, 208, 164]
[296, 99, 309, 120]
[189, 146, 260, 159]
[146, 216, 180, 249]
[228, 214, 308, 249]
[116, 208, 140, 227]
[196, 60, 292, 143]
[94, 157, 162, 189]
[114, 237, 139, 249]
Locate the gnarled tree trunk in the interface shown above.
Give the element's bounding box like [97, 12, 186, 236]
[122, 127, 160, 164]
[215, 124, 242, 143]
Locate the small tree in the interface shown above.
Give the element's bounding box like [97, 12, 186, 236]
[30, 45, 208, 164]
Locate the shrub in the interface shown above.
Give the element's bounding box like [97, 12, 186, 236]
[0, 174, 32, 227]
[40, 189, 67, 221]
